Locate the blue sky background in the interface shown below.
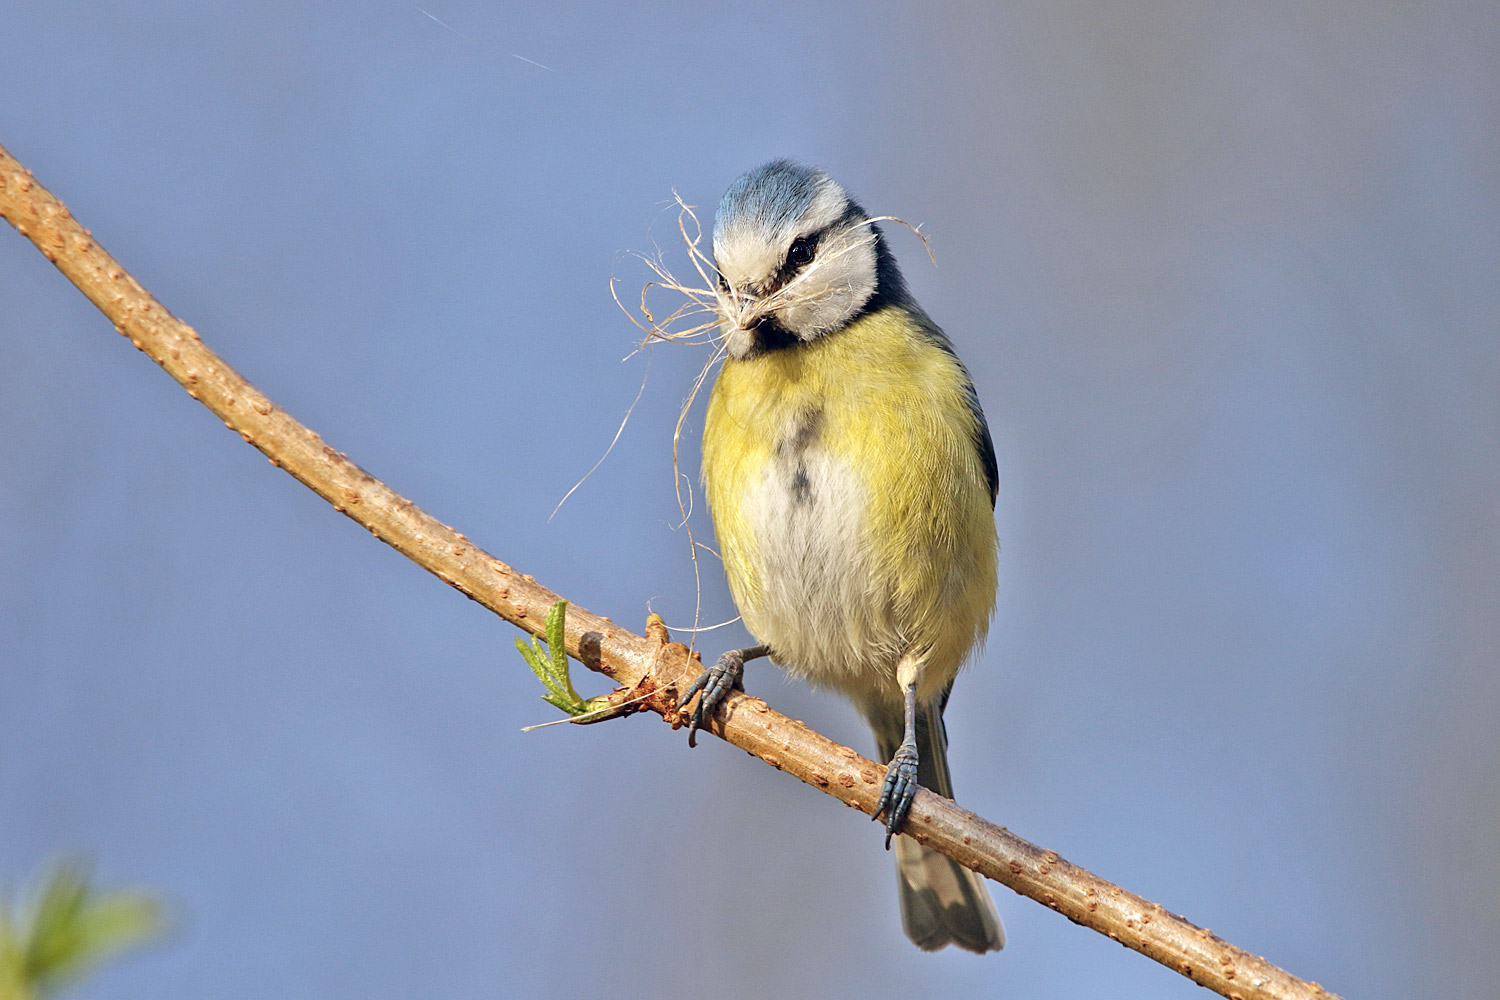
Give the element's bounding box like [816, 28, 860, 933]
[2, 3, 1497, 998]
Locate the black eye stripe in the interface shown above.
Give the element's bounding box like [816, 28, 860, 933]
[772, 231, 821, 288]
[787, 234, 816, 268]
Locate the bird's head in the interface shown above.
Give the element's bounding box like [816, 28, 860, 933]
[712, 160, 893, 360]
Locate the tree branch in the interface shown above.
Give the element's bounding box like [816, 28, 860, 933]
[0, 139, 1340, 1000]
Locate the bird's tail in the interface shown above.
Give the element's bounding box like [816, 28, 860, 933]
[868, 700, 1004, 953]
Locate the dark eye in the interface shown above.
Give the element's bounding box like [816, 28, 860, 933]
[786, 235, 816, 269]
[717, 272, 729, 293]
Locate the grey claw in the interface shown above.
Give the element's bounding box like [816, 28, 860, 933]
[679, 648, 747, 748]
[873, 742, 920, 848]
[677, 670, 710, 712]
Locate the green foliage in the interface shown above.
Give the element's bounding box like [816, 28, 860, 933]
[516, 600, 612, 718]
[0, 861, 163, 1000]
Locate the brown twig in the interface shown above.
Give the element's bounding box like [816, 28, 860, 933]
[0, 139, 1340, 1000]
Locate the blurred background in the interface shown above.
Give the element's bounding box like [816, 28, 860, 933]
[2, 3, 1496, 997]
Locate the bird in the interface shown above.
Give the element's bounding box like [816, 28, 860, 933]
[677, 159, 1004, 953]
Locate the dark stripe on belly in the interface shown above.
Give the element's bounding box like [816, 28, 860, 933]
[792, 465, 812, 504]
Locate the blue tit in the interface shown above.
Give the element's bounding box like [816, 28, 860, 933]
[678, 160, 1004, 953]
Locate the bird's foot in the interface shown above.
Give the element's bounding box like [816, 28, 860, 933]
[873, 741, 920, 848]
[677, 647, 750, 748]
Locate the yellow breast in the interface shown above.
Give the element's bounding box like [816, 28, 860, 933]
[701, 304, 997, 698]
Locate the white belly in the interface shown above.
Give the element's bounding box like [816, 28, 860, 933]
[736, 444, 903, 697]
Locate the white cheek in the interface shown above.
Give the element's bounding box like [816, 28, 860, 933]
[779, 286, 856, 337]
[775, 240, 877, 337]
